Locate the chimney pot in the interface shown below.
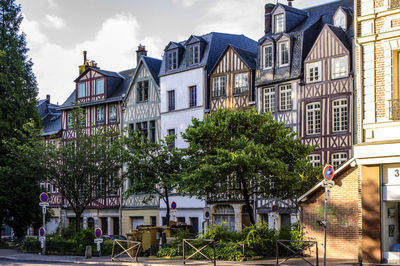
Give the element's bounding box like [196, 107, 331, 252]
[46, 94, 50, 102]
[83, 51, 87, 63]
[136, 44, 148, 66]
[288, 0, 293, 7]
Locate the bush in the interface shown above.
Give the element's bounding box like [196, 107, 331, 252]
[157, 247, 179, 257]
[201, 224, 242, 242]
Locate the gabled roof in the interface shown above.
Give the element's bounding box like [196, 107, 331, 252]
[142, 56, 162, 86]
[37, 99, 61, 137]
[326, 24, 352, 51]
[74, 66, 124, 82]
[210, 44, 257, 74]
[164, 41, 184, 51]
[159, 32, 257, 77]
[276, 3, 308, 17]
[185, 35, 205, 46]
[60, 67, 136, 110]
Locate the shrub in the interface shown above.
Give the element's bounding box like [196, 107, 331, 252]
[201, 224, 242, 242]
[157, 246, 179, 258]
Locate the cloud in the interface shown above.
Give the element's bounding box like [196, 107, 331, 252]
[44, 14, 66, 29]
[21, 13, 164, 104]
[45, 0, 58, 8]
[172, 0, 199, 7]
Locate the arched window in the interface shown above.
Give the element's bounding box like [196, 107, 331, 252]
[87, 217, 95, 228]
[213, 205, 235, 231]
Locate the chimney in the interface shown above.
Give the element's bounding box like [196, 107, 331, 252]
[265, 3, 275, 34]
[79, 51, 89, 74]
[136, 44, 147, 66]
[46, 94, 50, 103]
[288, 0, 293, 7]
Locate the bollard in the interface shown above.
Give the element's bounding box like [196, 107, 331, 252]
[85, 245, 92, 259]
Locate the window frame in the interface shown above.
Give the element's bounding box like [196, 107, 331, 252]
[278, 41, 289, 67]
[234, 73, 249, 95]
[188, 45, 200, 66]
[331, 152, 347, 169]
[274, 13, 285, 33]
[78, 82, 86, 98]
[95, 78, 105, 95]
[264, 87, 275, 113]
[167, 50, 178, 71]
[189, 86, 197, 108]
[212, 76, 226, 98]
[307, 154, 321, 167]
[168, 90, 175, 111]
[306, 61, 322, 83]
[331, 55, 348, 79]
[96, 105, 105, 126]
[332, 98, 348, 132]
[306, 102, 321, 135]
[167, 128, 176, 148]
[279, 84, 292, 111]
[136, 80, 149, 103]
[333, 10, 346, 30]
[108, 104, 117, 124]
[263, 44, 273, 69]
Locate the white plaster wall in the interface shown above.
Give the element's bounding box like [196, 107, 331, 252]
[160, 68, 205, 149]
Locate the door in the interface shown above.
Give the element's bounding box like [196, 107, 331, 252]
[190, 217, 199, 234]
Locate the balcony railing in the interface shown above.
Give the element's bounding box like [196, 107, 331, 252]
[390, 99, 400, 120]
[391, 0, 400, 9]
[122, 194, 159, 208]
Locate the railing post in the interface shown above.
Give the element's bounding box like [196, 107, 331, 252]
[276, 240, 279, 265]
[213, 240, 216, 266]
[183, 240, 185, 265]
[316, 241, 319, 266]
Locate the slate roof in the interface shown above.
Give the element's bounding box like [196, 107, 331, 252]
[73, 67, 124, 82]
[230, 45, 257, 70]
[327, 24, 352, 52]
[61, 67, 136, 109]
[159, 32, 258, 76]
[257, 0, 353, 86]
[142, 56, 162, 86]
[37, 99, 61, 136]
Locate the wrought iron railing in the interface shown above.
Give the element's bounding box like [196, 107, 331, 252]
[390, 99, 400, 120]
[122, 194, 159, 208]
[390, 0, 400, 9]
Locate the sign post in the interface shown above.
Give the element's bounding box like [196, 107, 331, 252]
[39, 192, 49, 255]
[171, 201, 177, 222]
[204, 207, 210, 232]
[94, 227, 103, 256]
[322, 165, 335, 266]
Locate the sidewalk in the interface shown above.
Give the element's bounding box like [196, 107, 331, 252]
[0, 249, 359, 265]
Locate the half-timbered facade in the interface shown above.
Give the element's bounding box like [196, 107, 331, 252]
[58, 52, 135, 235]
[300, 21, 354, 168]
[121, 50, 162, 235]
[209, 44, 257, 113]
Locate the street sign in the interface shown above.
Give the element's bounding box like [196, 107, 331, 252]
[204, 210, 210, 219]
[94, 238, 103, 243]
[94, 227, 102, 239]
[323, 165, 334, 181]
[271, 205, 279, 212]
[39, 202, 49, 207]
[171, 201, 177, 210]
[325, 187, 331, 200]
[39, 227, 45, 237]
[39, 192, 49, 203]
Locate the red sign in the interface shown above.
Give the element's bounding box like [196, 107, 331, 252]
[323, 165, 334, 181]
[95, 227, 102, 239]
[39, 192, 48, 203]
[271, 205, 279, 212]
[171, 201, 177, 210]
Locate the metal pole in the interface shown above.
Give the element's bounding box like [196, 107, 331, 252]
[316, 241, 319, 266]
[276, 241, 279, 265]
[183, 240, 185, 265]
[213, 240, 216, 266]
[323, 197, 327, 266]
[42, 207, 46, 255]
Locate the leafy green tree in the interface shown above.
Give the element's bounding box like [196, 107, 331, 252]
[123, 132, 186, 226]
[0, 0, 43, 237]
[182, 109, 320, 225]
[45, 108, 123, 232]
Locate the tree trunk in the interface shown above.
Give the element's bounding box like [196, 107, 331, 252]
[240, 177, 255, 225]
[165, 191, 170, 227]
[75, 211, 82, 233]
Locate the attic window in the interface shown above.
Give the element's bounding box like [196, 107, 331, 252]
[167, 50, 178, 71]
[334, 10, 346, 30]
[78, 82, 85, 98]
[274, 14, 285, 33]
[96, 78, 104, 95]
[189, 45, 200, 65]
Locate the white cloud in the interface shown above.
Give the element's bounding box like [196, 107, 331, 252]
[45, 0, 58, 8]
[172, 0, 199, 7]
[21, 13, 164, 104]
[44, 14, 66, 29]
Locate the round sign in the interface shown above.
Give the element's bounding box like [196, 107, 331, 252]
[204, 211, 210, 219]
[39, 192, 49, 203]
[171, 201, 177, 210]
[272, 205, 279, 212]
[39, 227, 45, 237]
[323, 165, 335, 181]
[95, 227, 102, 239]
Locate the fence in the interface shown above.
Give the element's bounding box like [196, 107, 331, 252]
[182, 239, 216, 266]
[111, 240, 141, 262]
[275, 240, 318, 266]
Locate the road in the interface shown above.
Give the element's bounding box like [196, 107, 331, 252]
[0, 258, 115, 265]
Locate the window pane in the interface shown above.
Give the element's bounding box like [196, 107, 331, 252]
[189, 86, 196, 107]
[280, 42, 289, 65]
[264, 46, 272, 68]
[264, 87, 275, 112]
[275, 14, 284, 33]
[78, 82, 85, 98]
[168, 91, 175, 111]
[96, 79, 104, 95]
[109, 105, 117, 123]
[96, 106, 104, 125]
[279, 84, 292, 111]
[234, 73, 248, 94]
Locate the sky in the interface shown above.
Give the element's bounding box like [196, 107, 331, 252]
[16, 0, 335, 105]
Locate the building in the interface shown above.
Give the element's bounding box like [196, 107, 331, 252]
[57, 52, 135, 235]
[159, 32, 257, 232]
[299, 0, 400, 263]
[120, 45, 162, 235]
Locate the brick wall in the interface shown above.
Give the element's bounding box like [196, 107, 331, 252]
[301, 166, 361, 259]
[375, 42, 385, 118]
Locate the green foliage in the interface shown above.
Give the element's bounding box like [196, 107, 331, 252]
[157, 247, 179, 257]
[72, 228, 94, 246]
[181, 109, 321, 225]
[201, 224, 242, 243]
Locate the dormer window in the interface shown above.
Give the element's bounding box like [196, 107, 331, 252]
[96, 78, 104, 95]
[167, 50, 178, 71]
[189, 45, 200, 65]
[78, 82, 85, 98]
[274, 14, 285, 33]
[263, 45, 273, 69]
[334, 9, 346, 30]
[278, 41, 289, 66]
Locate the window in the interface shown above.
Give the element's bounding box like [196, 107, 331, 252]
[189, 86, 197, 107]
[307, 154, 321, 167]
[167, 129, 175, 148]
[332, 99, 348, 132]
[274, 13, 284, 33]
[167, 51, 178, 71]
[214, 205, 235, 231]
[136, 121, 148, 138]
[332, 56, 348, 79]
[334, 10, 346, 30]
[96, 78, 104, 95]
[234, 73, 248, 95]
[136, 80, 149, 103]
[279, 41, 289, 66]
[189, 45, 200, 65]
[151, 216, 157, 226]
[67, 111, 73, 129]
[307, 61, 322, 83]
[109, 104, 117, 123]
[213, 76, 226, 97]
[149, 120, 156, 143]
[96, 106, 105, 126]
[78, 82, 85, 98]
[168, 90, 175, 111]
[279, 84, 292, 111]
[129, 123, 134, 132]
[332, 152, 347, 169]
[177, 217, 185, 223]
[306, 102, 321, 135]
[361, 20, 374, 36]
[263, 45, 273, 69]
[264, 87, 275, 112]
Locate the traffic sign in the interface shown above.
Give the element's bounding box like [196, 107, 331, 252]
[171, 201, 177, 210]
[325, 187, 331, 200]
[323, 165, 334, 181]
[271, 205, 279, 212]
[94, 227, 102, 239]
[94, 238, 103, 243]
[39, 192, 49, 203]
[39, 227, 46, 237]
[204, 210, 210, 219]
[39, 202, 49, 207]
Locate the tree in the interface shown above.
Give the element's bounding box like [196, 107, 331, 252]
[123, 132, 186, 226]
[45, 108, 123, 232]
[182, 108, 320, 225]
[0, 0, 43, 237]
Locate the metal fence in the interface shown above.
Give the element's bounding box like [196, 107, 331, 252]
[275, 240, 318, 266]
[111, 240, 141, 262]
[182, 239, 216, 266]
